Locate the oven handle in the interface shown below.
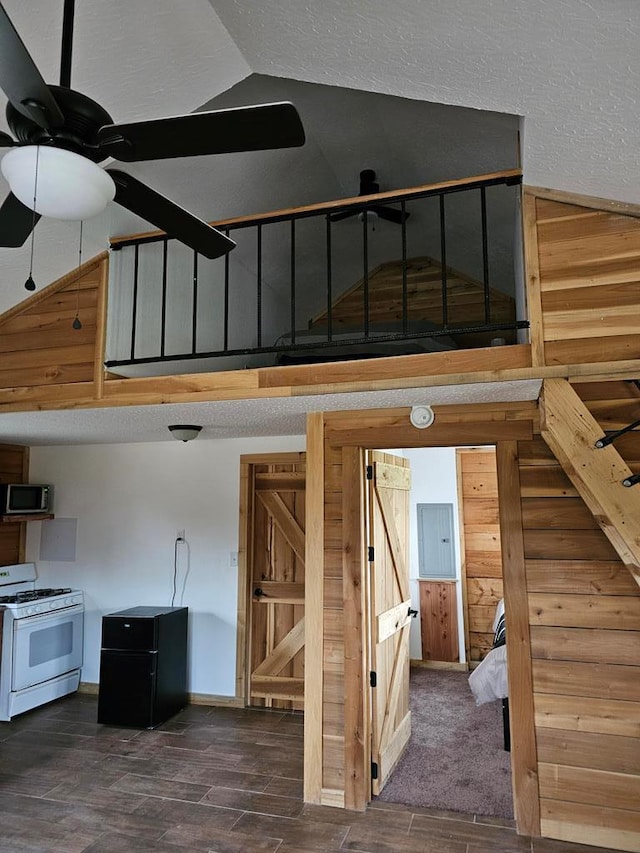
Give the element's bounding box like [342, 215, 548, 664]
[13, 603, 84, 630]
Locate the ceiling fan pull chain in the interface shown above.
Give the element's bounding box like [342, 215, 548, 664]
[24, 146, 40, 291]
[72, 219, 83, 329]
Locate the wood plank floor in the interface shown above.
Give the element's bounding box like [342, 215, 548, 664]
[0, 694, 623, 852]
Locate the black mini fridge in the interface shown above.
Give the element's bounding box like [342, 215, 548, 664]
[97, 606, 188, 728]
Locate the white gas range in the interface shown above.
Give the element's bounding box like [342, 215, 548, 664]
[0, 563, 84, 722]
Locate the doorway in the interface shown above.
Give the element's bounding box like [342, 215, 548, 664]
[302, 408, 538, 835]
[373, 445, 513, 819]
[235, 452, 306, 710]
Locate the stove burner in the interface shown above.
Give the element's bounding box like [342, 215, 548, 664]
[0, 588, 72, 605]
[34, 588, 72, 598]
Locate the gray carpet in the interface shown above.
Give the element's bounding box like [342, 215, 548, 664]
[376, 667, 514, 818]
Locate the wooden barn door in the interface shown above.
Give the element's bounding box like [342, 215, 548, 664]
[367, 451, 412, 794]
[246, 454, 306, 709]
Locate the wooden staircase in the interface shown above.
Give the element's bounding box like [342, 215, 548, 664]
[541, 378, 640, 588]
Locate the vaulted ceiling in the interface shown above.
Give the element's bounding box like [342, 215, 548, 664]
[0, 0, 637, 318]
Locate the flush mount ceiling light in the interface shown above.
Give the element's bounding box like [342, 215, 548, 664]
[168, 425, 202, 443]
[409, 405, 435, 429]
[1, 146, 116, 220]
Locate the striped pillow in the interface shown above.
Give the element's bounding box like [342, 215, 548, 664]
[493, 612, 506, 649]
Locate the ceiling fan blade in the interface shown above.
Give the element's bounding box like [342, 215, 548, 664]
[328, 208, 358, 223]
[373, 205, 410, 224]
[0, 192, 40, 247]
[97, 102, 305, 162]
[0, 4, 64, 129]
[107, 169, 235, 260]
[0, 130, 15, 147]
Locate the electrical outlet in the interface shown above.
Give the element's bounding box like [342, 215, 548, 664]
[230, 551, 238, 567]
[177, 529, 185, 541]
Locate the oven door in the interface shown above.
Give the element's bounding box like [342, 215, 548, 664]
[12, 605, 84, 691]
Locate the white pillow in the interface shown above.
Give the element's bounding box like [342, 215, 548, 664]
[468, 645, 508, 705]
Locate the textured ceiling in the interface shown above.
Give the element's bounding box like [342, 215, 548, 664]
[0, 0, 638, 320]
[0, 380, 541, 445]
[211, 0, 640, 205]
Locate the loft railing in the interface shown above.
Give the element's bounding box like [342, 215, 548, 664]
[105, 169, 528, 373]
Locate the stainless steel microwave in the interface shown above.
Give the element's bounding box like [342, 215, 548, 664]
[0, 484, 52, 515]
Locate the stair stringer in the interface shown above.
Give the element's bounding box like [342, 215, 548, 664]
[540, 377, 640, 588]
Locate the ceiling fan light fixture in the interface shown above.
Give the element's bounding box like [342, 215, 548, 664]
[1, 145, 115, 220]
[168, 424, 202, 443]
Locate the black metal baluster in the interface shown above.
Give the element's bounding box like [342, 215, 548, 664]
[103, 172, 529, 372]
[224, 228, 230, 351]
[130, 244, 139, 361]
[191, 250, 198, 355]
[481, 186, 491, 324]
[363, 208, 369, 338]
[326, 215, 333, 342]
[401, 200, 408, 335]
[160, 238, 168, 358]
[290, 219, 296, 344]
[257, 224, 262, 348]
[439, 194, 449, 328]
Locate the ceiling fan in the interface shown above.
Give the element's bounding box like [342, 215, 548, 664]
[0, 0, 305, 259]
[329, 169, 410, 225]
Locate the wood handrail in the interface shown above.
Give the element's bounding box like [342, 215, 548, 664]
[109, 168, 522, 248]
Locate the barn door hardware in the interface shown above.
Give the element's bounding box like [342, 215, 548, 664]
[622, 474, 640, 488]
[408, 607, 418, 618]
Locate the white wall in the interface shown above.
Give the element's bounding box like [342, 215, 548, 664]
[401, 447, 466, 663]
[25, 435, 305, 697]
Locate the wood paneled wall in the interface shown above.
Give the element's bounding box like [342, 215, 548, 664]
[525, 191, 640, 367]
[457, 448, 503, 662]
[519, 385, 640, 853]
[0, 254, 108, 396]
[0, 443, 28, 565]
[309, 256, 516, 348]
[322, 438, 347, 799]
[306, 392, 640, 851]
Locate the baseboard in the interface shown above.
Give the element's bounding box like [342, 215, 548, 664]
[321, 788, 345, 808]
[78, 682, 244, 708]
[410, 659, 468, 671]
[189, 693, 244, 708]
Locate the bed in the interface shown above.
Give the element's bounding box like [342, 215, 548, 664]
[468, 599, 510, 750]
